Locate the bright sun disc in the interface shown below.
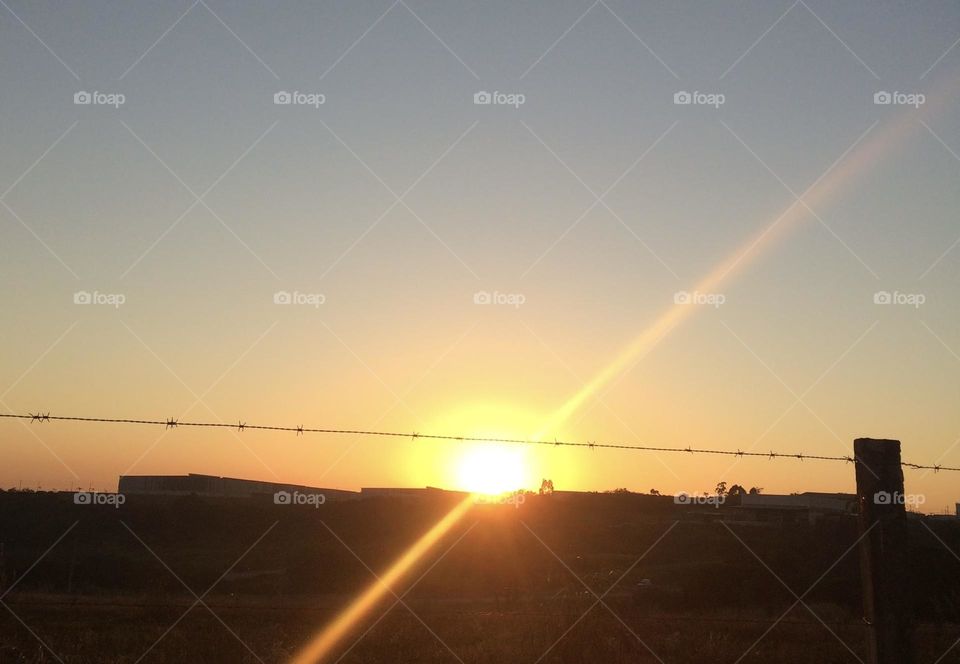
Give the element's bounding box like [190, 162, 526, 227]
[456, 446, 526, 495]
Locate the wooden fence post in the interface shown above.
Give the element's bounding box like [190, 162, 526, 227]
[854, 437, 912, 664]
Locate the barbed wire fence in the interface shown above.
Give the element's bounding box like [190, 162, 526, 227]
[1, 411, 956, 473]
[2, 411, 958, 661]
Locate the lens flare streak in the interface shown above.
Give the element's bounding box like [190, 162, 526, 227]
[290, 495, 475, 664]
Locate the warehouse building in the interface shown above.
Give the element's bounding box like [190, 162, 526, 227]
[736, 492, 856, 524]
[118, 473, 358, 501]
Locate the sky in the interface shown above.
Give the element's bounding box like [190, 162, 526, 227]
[1, 1, 960, 510]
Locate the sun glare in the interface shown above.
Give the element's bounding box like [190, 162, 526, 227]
[456, 445, 527, 495]
[414, 401, 544, 494]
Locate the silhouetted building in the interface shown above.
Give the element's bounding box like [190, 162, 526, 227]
[117, 473, 358, 500]
[737, 492, 856, 524]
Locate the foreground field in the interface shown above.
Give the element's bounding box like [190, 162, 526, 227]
[1, 491, 958, 662]
[3, 597, 960, 663]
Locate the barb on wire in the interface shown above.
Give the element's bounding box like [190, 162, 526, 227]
[0, 411, 957, 472]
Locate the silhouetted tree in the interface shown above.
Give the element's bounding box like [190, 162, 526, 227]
[726, 484, 746, 505]
[539, 479, 554, 495]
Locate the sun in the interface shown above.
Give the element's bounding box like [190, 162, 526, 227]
[411, 400, 562, 495]
[455, 445, 527, 496]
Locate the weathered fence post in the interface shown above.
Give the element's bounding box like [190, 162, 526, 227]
[854, 437, 912, 664]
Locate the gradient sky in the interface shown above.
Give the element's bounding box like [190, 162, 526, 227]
[2, 1, 960, 510]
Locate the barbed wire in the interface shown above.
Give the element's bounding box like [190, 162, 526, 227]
[1, 412, 957, 472]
